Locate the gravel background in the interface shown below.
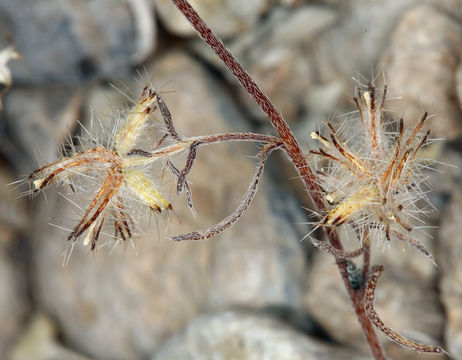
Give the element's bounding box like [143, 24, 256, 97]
[1, 1, 462, 359]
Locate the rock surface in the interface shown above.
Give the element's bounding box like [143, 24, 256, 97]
[152, 310, 371, 360]
[7, 314, 94, 360]
[191, 5, 338, 123]
[4, 1, 462, 359]
[439, 188, 462, 358]
[0, 168, 28, 357]
[1, 0, 156, 84]
[0, 237, 27, 357]
[383, 5, 462, 140]
[31, 52, 306, 360]
[155, 0, 270, 39]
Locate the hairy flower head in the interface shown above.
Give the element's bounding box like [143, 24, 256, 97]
[310, 83, 435, 261]
[28, 86, 188, 251]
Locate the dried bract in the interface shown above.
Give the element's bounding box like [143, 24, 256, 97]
[28, 86, 184, 251]
[311, 83, 435, 263]
[28, 84, 282, 254]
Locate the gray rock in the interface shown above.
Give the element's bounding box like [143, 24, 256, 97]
[31, 52, 306, 360]
[303, 233, 444, 357]
[439, 188, 462, 358]
[3, 86, 84, 172]
[0, 42, 21, 114]
[0, 168, 28, 358]
[154, 0, 270, 39]
[318, 0, 415, 82]
[152, 310, 371, 360]
[192, 6, 338, 123]
[0, 237, 27, 358]
[323, 0, 462, 20]
[7, 314, 95, 360]
[1, 0, 156, 84]
[383, 5, 462, 140]
[302, 0, 462, 122]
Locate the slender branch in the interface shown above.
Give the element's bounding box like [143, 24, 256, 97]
[170, 0, 326, 213]
[362, 242, 371, 282]
[360, 228, 371, 281]
[189, 133, 283, 146]
[392, 230, 436, 265]
[365, 266, 446, 354]
[127, 133, 282, 159]
[170, 144, 277, 241]
[352, 289, 387, 360]
[329, 229, 386, 360]
[156, 93, 183, 141]
[125, 133, 282, 166]
[167, 159, 195, 214]
[170, 1, 386, 358]
[310, 237, 364, 259]
[177, 141, 199, 194]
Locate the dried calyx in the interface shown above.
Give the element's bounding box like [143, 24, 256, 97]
[309, 83, 445, 354]
[29, 87, 180, 250]
[310, 83, 436, 264]
[28, 85, 281, 252]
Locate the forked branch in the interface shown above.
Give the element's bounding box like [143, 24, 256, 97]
[170, 0, 326, 213]
[310, 237, 365, 260]
[170, 143, 278, 241]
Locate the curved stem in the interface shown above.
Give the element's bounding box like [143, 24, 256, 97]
[171, 1, 387, 358]
[329, 229, 386, 360]
[171, 0, 325, 212]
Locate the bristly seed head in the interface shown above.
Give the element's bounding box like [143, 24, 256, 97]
[310, 82, 435, 262]
[28, 85, 187, 253]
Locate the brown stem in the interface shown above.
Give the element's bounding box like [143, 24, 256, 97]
[171, 1, 387, 358]
[329, 229, 386, 359]
[362, 242, 371, 282]
[352, 291, 387, 360]
[189, 132, 283, 146]
[127, 133, 283, 158]
[170, 0, 325, 213]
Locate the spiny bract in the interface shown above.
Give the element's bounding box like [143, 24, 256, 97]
[28, 86, 186, 252]
[310, 83, 435, 262]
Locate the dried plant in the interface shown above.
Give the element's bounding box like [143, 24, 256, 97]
[26, 0, 447, 358]
[309, 83, 436, 265]
[29, 85, 281, 253]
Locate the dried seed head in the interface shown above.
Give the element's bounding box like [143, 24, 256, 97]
[311, 83, 436, 261]
[28, 85, 186, 254]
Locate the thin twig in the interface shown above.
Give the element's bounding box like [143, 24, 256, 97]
[310, 237, 364, 259]
[177, 142, 199, 194]
[170, 144, 277, 241]
[365, 265, 446, 354]
[156, 92, 183, 141]
[170, 1, 386, 358]
[167, 159, 195, 214]
[392, 230, 436, 265]
[170, 0, 326, 213]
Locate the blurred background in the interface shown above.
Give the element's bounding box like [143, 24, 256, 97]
[1, 0, 462, 359]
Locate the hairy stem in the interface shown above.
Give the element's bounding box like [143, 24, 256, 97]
[329, 229, 386, 360]
[171, 1, 386, 358]
[170, 0, 325, 212]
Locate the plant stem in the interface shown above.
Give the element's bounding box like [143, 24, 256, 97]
[170, 0, 325, 212]
[170, 1, 387, 358]
[189, 133, 283, 146]
[329, 229, 386, 359]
